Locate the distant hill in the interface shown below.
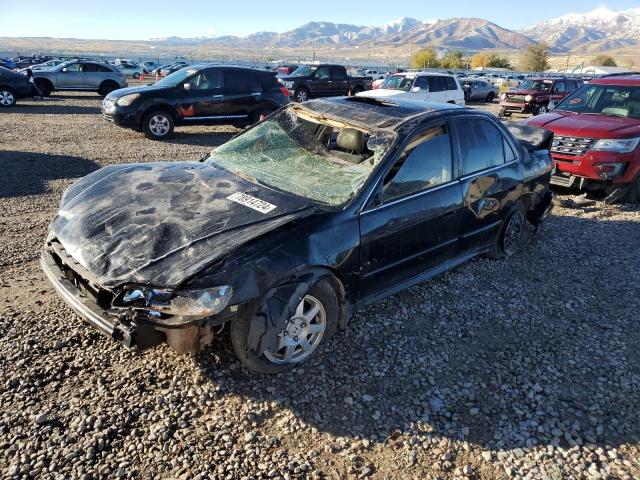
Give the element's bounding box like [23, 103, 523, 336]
[522, 7, 640, 52]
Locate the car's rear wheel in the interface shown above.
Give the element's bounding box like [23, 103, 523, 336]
[35, 79, 53, 97]
[293, 87, 309, 103]
[488, 205, 527, 259]
[98, 81, 119, 96]
[142, 109, 174, 140]
[230, 279, 339, 373]
[0, 88, 16, 107]
[486, 91, 495, 102]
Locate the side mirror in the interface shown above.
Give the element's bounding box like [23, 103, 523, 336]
[411, 86, 423, 93]
[62, 68, 68, 72]
[183, 83, 191, 91]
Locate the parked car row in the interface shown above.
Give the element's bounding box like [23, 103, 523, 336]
[500, 77, 584, 117]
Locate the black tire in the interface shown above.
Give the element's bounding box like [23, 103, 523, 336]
[252, 109, 274, 124]
[486, 91, 495, 102]
[230, 278, 339, 373]
[623, 172, 640, 204]
[98, 81, 118, 96]
[133, 72, 140, 79]
[142, 109, 174, 140]
[0, 87, 17, 107]
[499, 108, 511, 117]
[293, 87, 309, 103]
[488, 204, 527, 259]
[351, 86, 364, 96]
[533, 104, 548, 116]
[35, 78, 53, 97]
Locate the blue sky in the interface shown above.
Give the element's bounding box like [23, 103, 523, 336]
[1, 1, 639, 39]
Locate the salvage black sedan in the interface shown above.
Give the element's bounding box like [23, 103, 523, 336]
[42, 97, 554, 372]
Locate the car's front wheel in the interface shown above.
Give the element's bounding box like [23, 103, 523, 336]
[35, 78, 53, 96]
[230, 279, 339, 373]
[0, 88, 16, 107]
[486, 91, 495, 102]
[533, 104, 548, 116]
[142, 110, 174, 140]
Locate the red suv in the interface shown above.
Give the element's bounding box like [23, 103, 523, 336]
[500, 77, 583, 117]
[525, 75, 640, 203]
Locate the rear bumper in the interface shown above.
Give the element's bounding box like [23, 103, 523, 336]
[40, 249, 165, 349]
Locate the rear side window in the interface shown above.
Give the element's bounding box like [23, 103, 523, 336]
[331, 67, 347, 79]
[224, 69, 260, 94]
[445, 76, 459, 91]
[428, 76, 446, 92]
[455, 118, 505, 175]
[315, 67, 331, 79]
[258, 73, 280, 91]
[382, 124, 453, 201]
[554, 81, 566, 94]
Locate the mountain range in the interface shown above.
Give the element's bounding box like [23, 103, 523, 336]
[151, 7, 640, 53]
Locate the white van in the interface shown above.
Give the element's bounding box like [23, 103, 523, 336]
[357, 72, 465, 106]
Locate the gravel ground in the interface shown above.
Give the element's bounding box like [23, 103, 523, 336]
[1, 93, 640, 480]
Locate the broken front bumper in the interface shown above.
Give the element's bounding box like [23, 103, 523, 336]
[40, 249, 165, 349]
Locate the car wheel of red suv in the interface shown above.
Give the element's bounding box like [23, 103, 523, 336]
[624, 173, 640, 204]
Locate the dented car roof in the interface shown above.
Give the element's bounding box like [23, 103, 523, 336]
[302, 96, 462, 130]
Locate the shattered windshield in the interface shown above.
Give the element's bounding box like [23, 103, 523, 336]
[205, 107, 396, 206]
[554, 84, 640, 119]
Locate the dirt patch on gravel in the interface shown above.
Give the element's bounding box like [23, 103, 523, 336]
[1, 93, 639, 479]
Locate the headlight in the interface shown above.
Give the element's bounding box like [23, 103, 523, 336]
[116, 93, 140, 106]
[525, 95, 533, 102]
[591, 137, 640, 153]
[501, 93, 506, 100]
[121, 286, 233, 318]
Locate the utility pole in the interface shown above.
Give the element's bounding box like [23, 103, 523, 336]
[312, 40, 316, 62]
[565, 54, 571, 73]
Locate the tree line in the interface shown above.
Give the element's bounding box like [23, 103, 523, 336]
[410, 43, 619, 72]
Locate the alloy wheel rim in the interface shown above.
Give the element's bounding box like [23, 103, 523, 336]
[149, 115, 170, 136]
[0, 91, 14, 105]
[503, 212, 525, 256]
[263, 294, 326, 364]
[296, 91, 307, 102]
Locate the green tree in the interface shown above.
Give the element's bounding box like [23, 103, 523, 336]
[591, 54, 617, 67]
[411, 47, 440, 69]
[440, 50, 465, 69]
[470, 52, 511, 70]
[519, 43, 551, 72]
[488, 55, 511, 69]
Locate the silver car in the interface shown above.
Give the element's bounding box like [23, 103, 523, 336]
[459, 78, 500, 102]
[33, 60, 127, 96]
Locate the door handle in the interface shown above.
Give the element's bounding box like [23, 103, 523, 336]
[442, 209, 456, 218]
[251, 92, 261, 96]
[212, 95, 223, 98]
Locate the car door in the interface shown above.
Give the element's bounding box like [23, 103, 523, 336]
[311, 66, 332, 96]
[57, 62, 84, 88]
[358, 121, 463, 300]
[427, 76, 447, 103]
[450, 115, 523, 253]
[176, 68, 226, 121]
[330, 66, 349, 95]
[407, 75, 430, 101]
[82, 62, 107, 89]
[220, 68, 261, 121]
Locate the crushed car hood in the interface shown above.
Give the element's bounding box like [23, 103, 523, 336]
[51, 161, 316, 289]
[525, 111, 640, 137]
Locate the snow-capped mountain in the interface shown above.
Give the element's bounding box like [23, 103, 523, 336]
[522, 7, 640, 52]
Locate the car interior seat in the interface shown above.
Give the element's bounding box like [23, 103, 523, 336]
[331, 128, 370, 164]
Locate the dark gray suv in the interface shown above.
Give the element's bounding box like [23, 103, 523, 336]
[33, 60, 127, 96]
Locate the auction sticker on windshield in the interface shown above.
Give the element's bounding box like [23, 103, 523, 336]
[227, 192, 277, 214]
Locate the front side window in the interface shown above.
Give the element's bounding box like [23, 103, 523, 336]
[553, 81, 566, 94]
[331, 67, 347, 79]
[64, 63, 82, 72]
[456, 118, 505, 175]
[382, 125, 453, 202]
[413, 76, 429, 91]
[187, 69, 222, 90]
[314, 67, 331, 79]
[381, 75, 414, 91]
